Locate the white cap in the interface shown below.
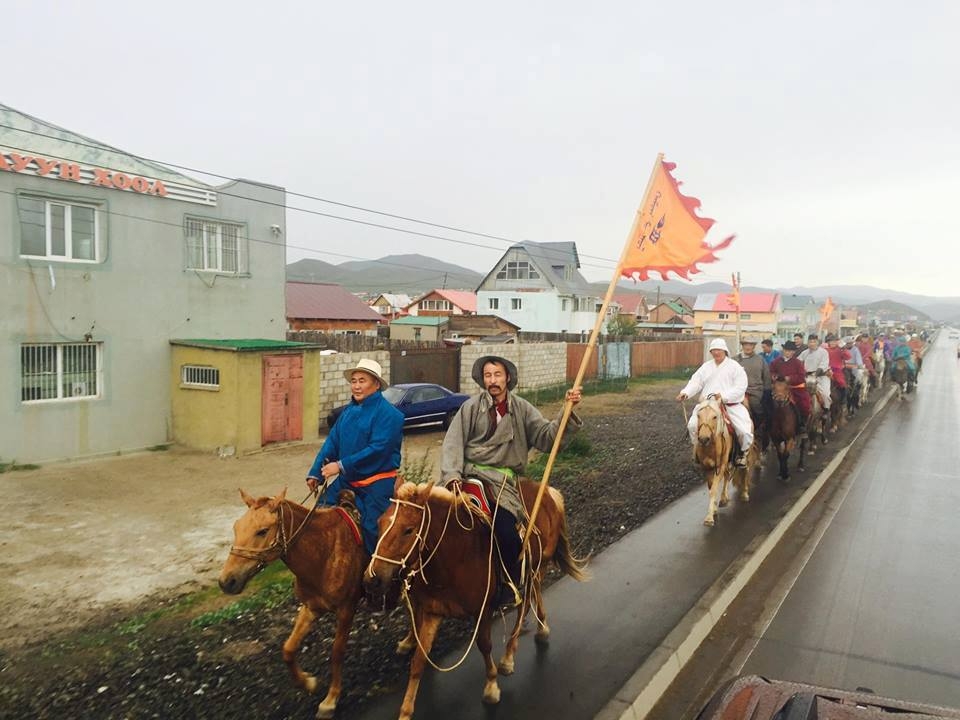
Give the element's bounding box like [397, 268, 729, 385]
[709, 338, 730, 354]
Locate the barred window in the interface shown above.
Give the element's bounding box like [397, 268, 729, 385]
[184, 218, 245, 273]
[180, 365, 220, 389]
[18, 196, 100, 262]
[21, 343, 102, 402]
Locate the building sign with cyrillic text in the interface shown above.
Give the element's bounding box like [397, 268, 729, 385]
[0, 148, 217, 206]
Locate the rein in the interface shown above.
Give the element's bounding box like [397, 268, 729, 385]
[228, 499, 317, 569]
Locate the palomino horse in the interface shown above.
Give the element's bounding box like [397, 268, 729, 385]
[218, 489, 368, 719]
[692, 396, 752, 526]
[769, 379, 804, 481]
[364, 481, 588, 720]
[803, 374, 829, 453]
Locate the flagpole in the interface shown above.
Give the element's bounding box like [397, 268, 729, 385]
[522, 153, 664, 550]
[734, 272, 742, 348]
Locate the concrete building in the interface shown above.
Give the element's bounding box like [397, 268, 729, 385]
[285, 281, 383, 334]
[405, 289, 476, 317]
[2, 104, 287, 463]
[389, 315, 449, 341]
[476, 241, 601, 333]
[693, 292, 782, 339]
[778, 294, 819, 338]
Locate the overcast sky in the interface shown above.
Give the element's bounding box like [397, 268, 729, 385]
[5, 1, 958, 297]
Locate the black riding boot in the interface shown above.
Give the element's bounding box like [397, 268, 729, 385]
[492, 508, 522, 608]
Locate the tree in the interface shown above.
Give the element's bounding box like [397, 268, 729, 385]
[606, 315, 637, 337]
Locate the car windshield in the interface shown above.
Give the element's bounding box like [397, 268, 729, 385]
[382, 387, 406, 405]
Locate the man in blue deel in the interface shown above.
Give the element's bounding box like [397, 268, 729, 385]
[306, 358, 403, 554]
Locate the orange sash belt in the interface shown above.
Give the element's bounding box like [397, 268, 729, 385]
[350, 470, 398, 488]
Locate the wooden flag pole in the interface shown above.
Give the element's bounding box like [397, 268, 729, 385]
[522, 153, 664, 550]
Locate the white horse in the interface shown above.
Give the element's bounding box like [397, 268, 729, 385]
[872, 348, 886, 388]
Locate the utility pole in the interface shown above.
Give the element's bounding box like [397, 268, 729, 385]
[735, 272, 742, 348]
[441, 272, 447, 290]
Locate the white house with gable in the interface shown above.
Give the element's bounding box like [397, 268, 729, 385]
[476, 241, 604, 334]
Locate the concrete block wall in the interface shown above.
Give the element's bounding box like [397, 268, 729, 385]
[459, 343, 566, 395]
[318, 350, 391, 421]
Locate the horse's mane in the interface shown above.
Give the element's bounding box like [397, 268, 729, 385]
[396, 482, 490, 523]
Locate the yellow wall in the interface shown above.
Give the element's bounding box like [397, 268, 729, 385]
[694, 310, 778, 330]
[170, 346, 321, 454]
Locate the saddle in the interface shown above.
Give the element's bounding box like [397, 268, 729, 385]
[460, 478, 492, 517]
[334, 490, 363, 547]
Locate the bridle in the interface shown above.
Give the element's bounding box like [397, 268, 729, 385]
[228, 500, 316, 571]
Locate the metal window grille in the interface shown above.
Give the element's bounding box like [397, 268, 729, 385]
[181, 365, 220, 389]
[21, 343, 101, 402]
[184, 218, 243, 273]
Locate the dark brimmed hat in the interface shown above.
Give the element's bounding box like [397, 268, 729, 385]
[471, 355, 518, 390]
[782, 340, 799, 351]
[824, 333, 838, 342]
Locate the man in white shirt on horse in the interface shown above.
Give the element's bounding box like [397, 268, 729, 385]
[677, 338, 754, 467]
[798, 333, 832, 409]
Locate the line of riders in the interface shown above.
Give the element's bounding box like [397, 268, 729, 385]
[678, 330, 926, 469]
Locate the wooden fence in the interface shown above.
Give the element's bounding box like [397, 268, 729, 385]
[630, 340, 703, 375]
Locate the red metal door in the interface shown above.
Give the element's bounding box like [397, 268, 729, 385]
[261, 354, 304, 445]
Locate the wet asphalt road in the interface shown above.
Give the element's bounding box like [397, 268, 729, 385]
[352, 352, 892, 719]
[738, 332, 960, 707]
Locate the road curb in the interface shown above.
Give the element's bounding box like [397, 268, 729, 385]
[595, 385, 897, 720]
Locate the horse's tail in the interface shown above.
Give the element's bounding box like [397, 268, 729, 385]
[548, 487, 590, 582]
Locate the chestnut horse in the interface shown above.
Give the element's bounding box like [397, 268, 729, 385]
[364, 481, 588, 720]
[218, 489, 367, 719]
[804, 374, 829, 453]
[692, 396, 752, 526]
[769, 379, 804, 481]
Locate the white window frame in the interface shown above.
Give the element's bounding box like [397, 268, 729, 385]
[19, 196, 101, 263]
[185, 217, 245, 274]
[21, 342, 103, 403]
[488, 298, 499, 310]
[421, 299, 452, 311]
[511, 297, 522, 311]
[180, 365, 220, 390]
[497, 260, 540, 280]
[718, 312, 730, 319]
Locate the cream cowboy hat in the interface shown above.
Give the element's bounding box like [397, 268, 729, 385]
[343, 358, 388, 388]
[471, 355, 518, 390]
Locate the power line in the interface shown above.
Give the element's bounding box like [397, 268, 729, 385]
[0, 122, 735, 284]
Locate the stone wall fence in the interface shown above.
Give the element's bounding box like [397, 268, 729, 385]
[316, 350, 391, 430]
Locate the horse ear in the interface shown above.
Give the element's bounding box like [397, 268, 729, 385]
[239, 488, 256, 508]
[266, 486, 288, 510]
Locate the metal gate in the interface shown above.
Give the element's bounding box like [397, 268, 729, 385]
[389, 347, 461, 390]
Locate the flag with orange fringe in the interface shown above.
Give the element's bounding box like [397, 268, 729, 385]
[620, 158, 734, 281]
[819, 297, 835, 325]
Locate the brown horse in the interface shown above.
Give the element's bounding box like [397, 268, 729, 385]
[364, 481, 588, 720]
[218, 488, 367, 719]
[769, 379, 803, 481]
[692, 396, 751, 526]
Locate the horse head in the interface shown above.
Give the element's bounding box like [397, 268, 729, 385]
[364, 482, 434, 598]
[695, 398, 723, 448]
[218, 487, 287, 595]
[772, 378, 792, 404]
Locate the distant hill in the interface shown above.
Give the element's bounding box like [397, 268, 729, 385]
[287, 254, 482, 295]
[857, 300, 931, 321]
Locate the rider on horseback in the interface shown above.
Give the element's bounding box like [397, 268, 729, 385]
[735, 336, 771, 448]
[677, 338, 754, 468]
[892, 336, 917, 382]
[799, 334, 831, 411]
[439, 355, 583, 609]
[769, 341, 811, 437]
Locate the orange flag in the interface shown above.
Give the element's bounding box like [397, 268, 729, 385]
[727, 273, 741, 309]
[819, 297, 835, 324]
[620, 158, 734, 281]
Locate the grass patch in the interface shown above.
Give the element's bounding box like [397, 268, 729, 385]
[399, 447, 434, 485]
[526, 434, 593, 481]
[191, 575, 293, 629]
[0, 458, 40, 473]
[519, 377, 629, 405]
[146, 444, 170, 452]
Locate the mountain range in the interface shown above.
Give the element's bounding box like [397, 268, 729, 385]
[286, 255, 960, 323]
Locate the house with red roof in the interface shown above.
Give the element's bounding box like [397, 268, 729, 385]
[286, 281, 384, 334]
[693, 292, 782, 339]
[612, 292, 650, 322]
[406, 289, 476, 317]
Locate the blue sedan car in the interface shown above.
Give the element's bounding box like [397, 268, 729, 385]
[326, 383, 469, 431]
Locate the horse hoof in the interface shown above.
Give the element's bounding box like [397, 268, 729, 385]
[703, 517, 715, 527]
[316, 700, 337, 719]
[498, 658, 515, 675]
[482, 684, 501, 705]
[535, 628, 550, 645]
[740, 492, 750, 502]
[718, 498, 729, 508]
[396, 640, 414, 656]
[304, 675, 319, 694]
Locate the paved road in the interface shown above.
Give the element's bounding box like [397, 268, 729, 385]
[351, 360, 889, 719]
[652, 331, 960, 718]
[741, 332, 960, 706]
